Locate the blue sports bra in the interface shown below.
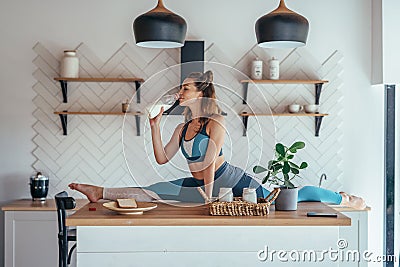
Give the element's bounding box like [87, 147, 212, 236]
[180, 121, 223, 163]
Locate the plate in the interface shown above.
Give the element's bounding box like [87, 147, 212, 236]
[103, 201, 157, 215]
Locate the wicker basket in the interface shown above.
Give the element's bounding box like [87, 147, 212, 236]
[209, 188, 281, 216]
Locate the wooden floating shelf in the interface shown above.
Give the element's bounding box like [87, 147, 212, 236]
[240, 79, 329, 105]
[239, 112, 328, 137]
[54, 111, 143, 116]
[54, 111, 143, 136]
[239, 112, 329, 117]
[54, 77, 144, 103]
[240, 79, 328, 84]
[54, 77, 144, 82]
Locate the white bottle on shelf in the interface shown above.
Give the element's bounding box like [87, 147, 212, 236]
[269, 57, 279, 80]
[251, 58, 263, 80]
[60, 50, 79, 78]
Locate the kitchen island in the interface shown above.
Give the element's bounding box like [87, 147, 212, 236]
[66, 201, 368, 267]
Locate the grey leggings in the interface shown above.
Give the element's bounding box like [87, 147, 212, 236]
[138, 162, 342, 204]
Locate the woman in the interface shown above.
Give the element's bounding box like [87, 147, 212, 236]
[69, 71, 366, 209]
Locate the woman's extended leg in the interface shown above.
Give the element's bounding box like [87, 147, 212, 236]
[227, 170, 366, 209]
[298, 186, 342, 204]
[297, 186, 366, 209]
[69, 178, 205, 203]
[68, 183, 158, 202]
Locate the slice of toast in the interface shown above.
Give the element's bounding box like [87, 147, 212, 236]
[116, 198, 138, 208]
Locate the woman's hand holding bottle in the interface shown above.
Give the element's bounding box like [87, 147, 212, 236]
[148, 93, 179, 127]
[149, 107, 164, 127]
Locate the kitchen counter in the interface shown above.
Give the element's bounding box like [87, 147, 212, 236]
[66, 201, 351, 226]
[2, 200, 369, 267]
[1, 198, 89, 211]
[68, 201, 371, 266]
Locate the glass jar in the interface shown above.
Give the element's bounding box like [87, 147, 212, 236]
[60, 50, 79, 78]
[218, 188, 233, 202]
[242, 188, 257, 203]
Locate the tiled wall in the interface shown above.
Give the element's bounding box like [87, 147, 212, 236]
[32, 42, 344, 198]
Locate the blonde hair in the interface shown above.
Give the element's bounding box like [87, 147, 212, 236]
[183, 70, 222, 125]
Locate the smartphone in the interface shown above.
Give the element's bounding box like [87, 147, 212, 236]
[307, 212, 338, 217]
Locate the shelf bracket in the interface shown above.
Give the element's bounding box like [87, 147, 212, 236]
[315, 83, 323, 105]
[135, 114, 141, 136]
[135, 81, 141, 103]
[58, 112, 68, 135]
[242, 115, 249, 136]
[315, 116, 324, 137]
[242, 82, 249, 104]
[59, 80, 68, 103]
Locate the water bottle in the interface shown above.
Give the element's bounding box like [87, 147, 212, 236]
[147, 94, 178, 118]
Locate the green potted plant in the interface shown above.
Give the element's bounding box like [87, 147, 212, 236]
[253, 141, 308, 211]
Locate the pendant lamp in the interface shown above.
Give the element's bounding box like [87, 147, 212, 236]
[133, 0, 187, 48]
[255, 0, 309, 48]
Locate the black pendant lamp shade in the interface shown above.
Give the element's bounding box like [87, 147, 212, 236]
[133, 0, 187, 48]
[255, 0, 309, 48]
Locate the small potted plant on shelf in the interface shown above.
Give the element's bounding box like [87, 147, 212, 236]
[253, 141, 308, 211]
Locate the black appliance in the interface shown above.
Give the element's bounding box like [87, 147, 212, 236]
[29, 171, 49, 201]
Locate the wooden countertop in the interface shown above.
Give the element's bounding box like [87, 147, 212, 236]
[329, 204, 371, 212]
[1, 199, 89, 211]
[66, 201, 351, 227]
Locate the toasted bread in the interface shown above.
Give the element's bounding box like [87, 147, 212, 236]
[116, 198, 138, 208]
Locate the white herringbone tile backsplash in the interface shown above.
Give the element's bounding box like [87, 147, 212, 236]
[32, 42, 344, 198]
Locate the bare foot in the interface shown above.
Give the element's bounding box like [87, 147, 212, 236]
[339, 192, 366, 210]
[69, 183, 103, 202]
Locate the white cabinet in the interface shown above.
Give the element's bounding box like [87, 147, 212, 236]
[337, 210, 369, 267]
[75, 219, 369, 267]
[3, 209, 77, 267]
[4, 210, 59, 267]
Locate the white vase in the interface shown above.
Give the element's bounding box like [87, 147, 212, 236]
[60, 50, 79, 78]
[269, 57, 279, 80]
[251, 58, 263, 80]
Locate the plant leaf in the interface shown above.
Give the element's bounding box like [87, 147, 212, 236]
[267, 160, 274, 169]
[289, 148, 297, 153]
[291, 168, 299, 174]
[262, 171, 271, 184]
[283, 173, 290, 181]
[300, 162, 308, 169]
[272, 164, 283, 172]
[276, 143, 286, 157]
[288, 162, 299, 169]
[283, 162, 290, 174]
[253, 165, 268, 174]
[287, 181, 295, 189]
[287, 155, 294, 159]
[289, 141, 305, 150]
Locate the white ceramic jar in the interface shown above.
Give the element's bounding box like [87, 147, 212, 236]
[60, 50, 79, 78]
[242, 188, 257, 203]
[269, 57, 279, 80]
[218, 188, 233, 202]
[251, 58, 263, 80]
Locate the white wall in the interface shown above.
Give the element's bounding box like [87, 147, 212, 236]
[0, 0, 384, 266]
[372, 0, 400, 84]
